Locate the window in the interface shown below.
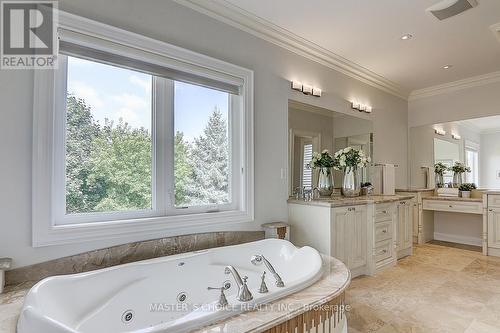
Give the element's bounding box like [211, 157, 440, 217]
[302, 143, 313, 189]
[465, 141, 480, 185]
[32, 12, 253, 246]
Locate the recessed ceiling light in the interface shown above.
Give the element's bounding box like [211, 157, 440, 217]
[401, 34, 413, 40]
[443, 64, 453, 69]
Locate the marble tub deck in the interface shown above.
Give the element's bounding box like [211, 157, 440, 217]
[347, 243, 500, 333]
[0, 255, 350, 333]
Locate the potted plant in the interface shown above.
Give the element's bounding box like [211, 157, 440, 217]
[450, 162, 471, 188]
[459, 183, 476, 198]
[434, 162, 448, 188]
[310, 150, 337, 197]
[334, 147, 370, 197]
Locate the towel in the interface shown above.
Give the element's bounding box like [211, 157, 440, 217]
[383, 164, 396, 195]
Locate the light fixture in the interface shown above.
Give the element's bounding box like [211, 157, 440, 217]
[443, 64, 453, 69]
[401, 34, 413, 40]
[302, 84, 313, 95]
[312, 88, 322, 97]
[290, 80, 322, 97]
[291, 81, 303, 91]
[351, 101, 372, 113]
[435, 129, 446, 136]
[452, 133, 461, 140]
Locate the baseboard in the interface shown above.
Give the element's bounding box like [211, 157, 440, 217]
[433, 232, 482, 246]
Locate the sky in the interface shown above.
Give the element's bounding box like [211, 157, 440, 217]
[67, 56, 229, 142]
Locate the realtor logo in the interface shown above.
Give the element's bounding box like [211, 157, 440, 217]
[1, 1, 58, 69]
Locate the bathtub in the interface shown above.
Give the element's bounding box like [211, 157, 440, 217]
[17, 239, 323, 333]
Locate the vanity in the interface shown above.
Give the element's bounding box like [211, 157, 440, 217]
[288, 195, 415, 278]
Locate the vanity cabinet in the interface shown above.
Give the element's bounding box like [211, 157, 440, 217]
[488, 208, 500, 249]
[373, 203, 397, 272]
[396, 200, 414, 258]
[332, 205, 368, 272]
[488, 195, 500, 251]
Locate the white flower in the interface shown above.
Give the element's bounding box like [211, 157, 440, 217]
[343, 147, 351, 153]
[322, 149, 329, 154]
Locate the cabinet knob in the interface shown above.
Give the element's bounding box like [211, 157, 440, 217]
[382, 229, 387, 233]
[449, 205, 453, 208]
[490, 209, 494, 212]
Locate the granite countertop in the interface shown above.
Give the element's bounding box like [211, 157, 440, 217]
[396, 188, 435, 193]
[287, 194, 415, 208]
[0, 256, 350, 333]
[423, 196, 484, 203]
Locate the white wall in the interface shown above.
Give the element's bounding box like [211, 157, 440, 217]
[409, 81, 500, 127]
[481, 132, 500, 188]
[433, 212, 483, 246]
[0, 0, 408, 268]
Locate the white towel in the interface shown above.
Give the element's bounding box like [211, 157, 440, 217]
[383, 164, 396, 195]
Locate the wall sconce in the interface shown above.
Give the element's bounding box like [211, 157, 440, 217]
[291, 80, 322, 97]
[351, 102, 372, 113]
[435, 129, 446, 136]
[452, 134, 461, 140]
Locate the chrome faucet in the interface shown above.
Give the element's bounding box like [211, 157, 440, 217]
[250, 255, 284, 287]
[224, 265, 253, 302]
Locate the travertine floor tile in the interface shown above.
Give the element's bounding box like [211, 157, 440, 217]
[347, 243, 500, 333]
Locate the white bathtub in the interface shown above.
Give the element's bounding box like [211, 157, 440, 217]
[17, 239, 323, 333]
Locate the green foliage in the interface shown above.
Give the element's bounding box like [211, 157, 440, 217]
[434, 162, 449, 176]
[65, 96, 229, 214]
[459, 183, 476, 191]
[87, 119, 152, 211]
[183, 107, 230, 206]
[451, 162, 471, 174]
[65, 95, 101, 213]
[174, 131, 192, 205]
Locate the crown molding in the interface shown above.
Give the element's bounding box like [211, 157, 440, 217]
[409, 70, 500, 101]
[173, 0, 409, 100]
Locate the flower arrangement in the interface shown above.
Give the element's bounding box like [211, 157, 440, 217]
[434, 162, 449, 176]
[310, 150, 337, 169]
[334, 147, 370, 170]
[459, 183, 476, 192]
[451, 162, 471, 174]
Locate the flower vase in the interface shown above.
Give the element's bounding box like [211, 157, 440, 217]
[342, 167, 361, 197]
[317, 167, 334, 197]
[453, 172, 463, 188]
[435, 173, 444, 188]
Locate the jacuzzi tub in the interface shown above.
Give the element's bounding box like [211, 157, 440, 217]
[17, 239, 323, 333]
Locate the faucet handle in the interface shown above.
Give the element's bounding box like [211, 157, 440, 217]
[242, 276, 248, 284]
[207, 286, 229, 307]
[259, 272, 269, 293]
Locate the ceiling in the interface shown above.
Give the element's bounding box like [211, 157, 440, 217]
[459, 115, 500, 133]
[214, 0, 500, 93]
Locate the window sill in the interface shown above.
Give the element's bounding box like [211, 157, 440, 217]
[33, 210, 253, 247]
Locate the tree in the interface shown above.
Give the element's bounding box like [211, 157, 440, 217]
[174, 131, 192, 206]
[65, 95, 100, 213]
[87, 119, 152, 211]
[186, 107, 230, 205]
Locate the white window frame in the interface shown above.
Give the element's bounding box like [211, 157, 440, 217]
[32, 11, 254, 247]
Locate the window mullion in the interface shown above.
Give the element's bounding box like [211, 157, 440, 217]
[162, 78, 175, 214]
[153, 77, 174, 215]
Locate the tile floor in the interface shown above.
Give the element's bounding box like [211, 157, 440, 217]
[346, 243, 500, 333]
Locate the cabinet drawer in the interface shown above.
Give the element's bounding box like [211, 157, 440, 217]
[375, 203, 394, 222]
[423, 199, 483, 215]
[374, 239, 392, 263]
[375, 220, 392, 242]
[488, 195, 500, 208]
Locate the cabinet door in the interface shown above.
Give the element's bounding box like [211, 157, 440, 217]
[397, 201, 412, 251]
[332, 207, 349, 266]
[488, 208, 500, 249]
[349, 207, 368, 270]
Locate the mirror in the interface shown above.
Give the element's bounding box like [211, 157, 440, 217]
[434, 138, 460, 185]
[409, 114, 500, 189]
[288, 101, 373, 194]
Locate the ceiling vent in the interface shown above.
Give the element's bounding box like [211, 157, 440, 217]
[426, 0, 478, 20]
